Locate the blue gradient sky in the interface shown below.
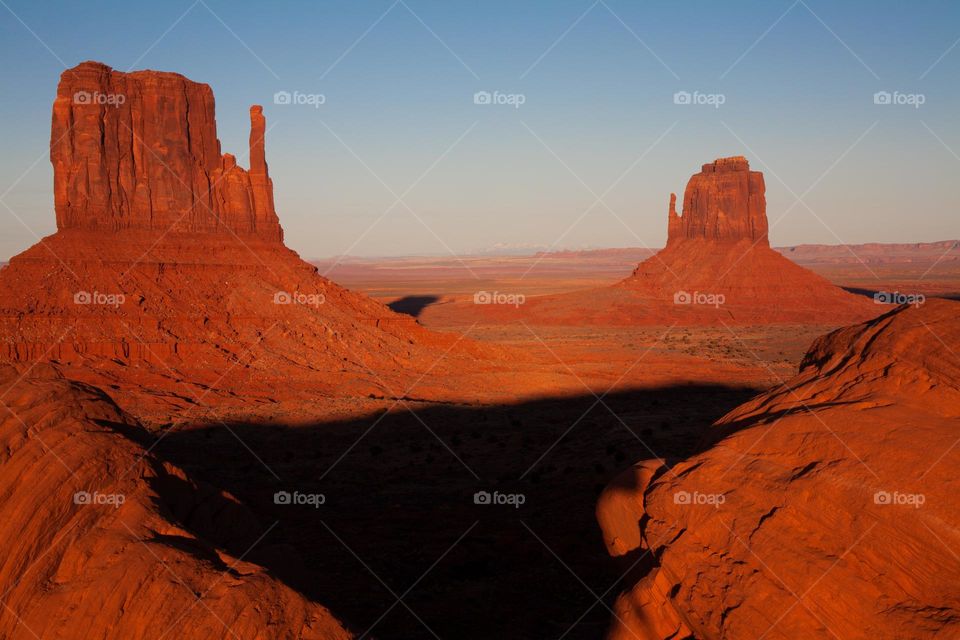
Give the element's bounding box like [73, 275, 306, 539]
[1, 0, 957, 259]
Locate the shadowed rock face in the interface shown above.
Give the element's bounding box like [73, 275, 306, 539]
[597, 299, 960, 639]
[0, 365, 352, 640]
[51, 61, 282, 240]
[667, 156, 768, 246]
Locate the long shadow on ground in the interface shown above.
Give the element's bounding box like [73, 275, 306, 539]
[387, 295, 441, 318]
[150, 384, 759, 640]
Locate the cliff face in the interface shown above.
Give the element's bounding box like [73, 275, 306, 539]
[667, 156, 767, 246]
[50, 61, 282, 240]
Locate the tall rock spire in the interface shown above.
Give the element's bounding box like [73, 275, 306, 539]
[247, 105, 277, 228]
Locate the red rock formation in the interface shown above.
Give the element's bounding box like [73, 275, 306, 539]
[597, 299, 960, 639]
[424, 156, 878, 326]
[51, 61, 282, 240]
[0, 227, 511, 424]
[619, 156, 880, 324]
[248, 105, 276, 216]
[667, 156, 768, 246]
[0, 365, 352, 639]
[1, 61, 505, 425]
[618, 156, 875, 323]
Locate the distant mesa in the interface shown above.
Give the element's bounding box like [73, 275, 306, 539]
[423, 155, 878, 326]
[52, 61, 282, 240]
[623, 155, 877, 323]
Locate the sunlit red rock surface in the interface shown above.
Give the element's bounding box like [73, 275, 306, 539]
[596, 299, 960, 639]
[0, 365, 350, 640]
[0, 227, 525, 423]
[413, 157, 880, 327]
[666, 156, 768, 245]
[52, 61, 281, 240]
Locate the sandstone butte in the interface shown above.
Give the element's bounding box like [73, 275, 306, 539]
[0, 61, 516, 424]
[0, 364, 351, 640]
[420, 156, 880, 327]
[596, 298, 960, 639]
[51, 61, 281, 239]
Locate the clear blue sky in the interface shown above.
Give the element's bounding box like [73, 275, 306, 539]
[1, 0, 957, 259]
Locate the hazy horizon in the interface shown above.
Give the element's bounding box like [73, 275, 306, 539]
[1, 0, 958, 261]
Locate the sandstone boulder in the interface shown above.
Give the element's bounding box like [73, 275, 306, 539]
[597, 299, 960, 639]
